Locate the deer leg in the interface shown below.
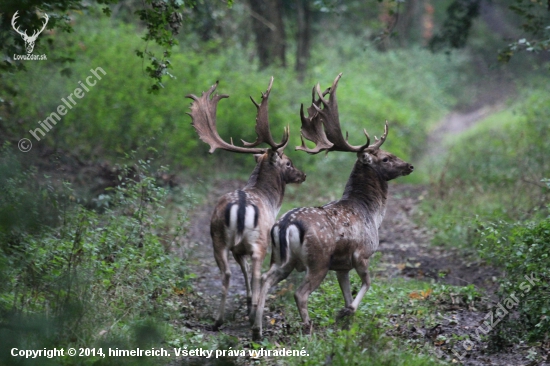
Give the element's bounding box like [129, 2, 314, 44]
[336, 270, 352, 307]
[348, 259, 371, 312]
[213, 247, 231, 330]
[294, 266, 329, 334]
[335, 270, 354, 319]
[249, 252, 265, 324]
[233, 253, 252, 314]
[251, 261, 295, 341]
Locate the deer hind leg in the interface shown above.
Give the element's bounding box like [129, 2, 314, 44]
[294, 266, 329, 334]
[233, 253, 252, 314]
[251, 261, 295, 341]
[213, 246, 231, 330]
[248, 250, 266, 324]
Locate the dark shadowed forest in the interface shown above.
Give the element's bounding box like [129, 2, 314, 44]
[0, 0, 549, 365]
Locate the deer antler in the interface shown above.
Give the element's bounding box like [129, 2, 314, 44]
[241, 77, 289, 152]
[296, 86, 333, 154]
[187, 80, 288, 154]
[369, 121, 388, 150]
[297, 73, 371, 154]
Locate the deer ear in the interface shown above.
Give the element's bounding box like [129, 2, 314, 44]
[254, 154, 262, 163]
[358, 151, 373, 165]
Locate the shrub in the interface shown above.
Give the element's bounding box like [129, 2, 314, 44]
[477, 186, 550, 343]
[0, 147, 192, 365]
[424, 88, 550, 248]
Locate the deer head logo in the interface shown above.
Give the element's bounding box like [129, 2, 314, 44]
[11, 11, 49, 54]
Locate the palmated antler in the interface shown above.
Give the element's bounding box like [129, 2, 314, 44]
[296, 86, 333, 154]
[297, 73, 390, 155]
[241, 77, 289, 153]
[186, 79, 288, 154]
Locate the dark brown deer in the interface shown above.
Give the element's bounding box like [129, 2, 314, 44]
[251, 74, 413, 340]
[187, 78, 306, 330]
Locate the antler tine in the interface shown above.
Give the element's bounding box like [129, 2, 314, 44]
[308, 73, 370, 153]
[186, 81, 266, 155]
[295, 99, 334, 154]
[241, 77, 288, 152]
[369, 121, 388, 150]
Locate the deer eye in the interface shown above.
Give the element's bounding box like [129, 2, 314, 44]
[286, 162, 291, 167]
[382, 157, 389, 162]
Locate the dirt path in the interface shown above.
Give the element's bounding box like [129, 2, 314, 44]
[181, 105, 539, 365]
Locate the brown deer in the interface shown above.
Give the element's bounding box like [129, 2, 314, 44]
[186, 78, 306, 330]
[251, 73, 414, 340]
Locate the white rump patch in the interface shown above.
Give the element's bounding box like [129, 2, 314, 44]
[244, 205, 257, 229]
[228, 204, 239, 231]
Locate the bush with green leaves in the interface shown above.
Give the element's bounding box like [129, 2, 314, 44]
[424, 87, 550, 248]
[0, 146, 192, 365]
[2, 10, 462, 174]
[477, 190, 550, 344]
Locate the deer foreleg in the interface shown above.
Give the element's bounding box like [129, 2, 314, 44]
[349, 261, 371, 311]
[336, 270, 352, 307]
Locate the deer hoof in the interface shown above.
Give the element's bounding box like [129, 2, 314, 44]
[302, 321, 313, 336]
[252, 328, 262, 341]
[336, 306, 354, 320]
[213, 319, 223, 331]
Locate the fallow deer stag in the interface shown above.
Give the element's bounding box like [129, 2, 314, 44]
[187, 78, 306, 330]
[251, 73, 414, 340]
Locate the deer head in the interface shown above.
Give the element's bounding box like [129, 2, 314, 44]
[186, 78, 308, 183]
[297, 73, 413, 179]
[12, 11, 49, 54]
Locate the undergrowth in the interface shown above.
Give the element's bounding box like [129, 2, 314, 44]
[422, 86, 550, 348]
[0, 144, 194, 365]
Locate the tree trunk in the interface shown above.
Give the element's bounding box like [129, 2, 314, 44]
[248, 0, 286, 69]
[396, 0, 419, 46]
[295, 0, 311, 81]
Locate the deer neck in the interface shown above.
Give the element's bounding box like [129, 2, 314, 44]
[245, 160, 285, 211]
[341, 160, 388, 214]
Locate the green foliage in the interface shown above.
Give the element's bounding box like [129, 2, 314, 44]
[0, 144, 62, 235]
[2, 14, 462, 176]
[0, 147, 192, 365]
[477, 201, 550, 343]
[262, 271, 479, 365]
[424, 87, 550, 248]
[0, 0, 205, 91]
[429, 0, 481, 51]
[499, 0, 550, 63]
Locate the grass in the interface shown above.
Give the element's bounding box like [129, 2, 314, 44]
[421, 87, 550, 249]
